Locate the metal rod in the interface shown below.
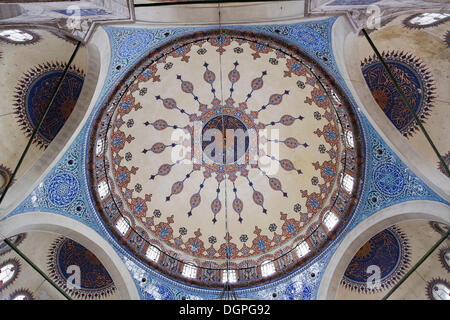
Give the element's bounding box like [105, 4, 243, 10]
[3, 238, 72, 300]
[361, 28, 450, 177]
[382, 230, 449, 300]
[0, 41, 82, 206]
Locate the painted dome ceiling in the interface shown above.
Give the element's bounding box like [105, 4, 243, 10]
[89, 29, 363, 287]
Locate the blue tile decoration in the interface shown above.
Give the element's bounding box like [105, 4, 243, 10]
[47, 173, 79, 207]
[117, 32, 154, 58]
[5, 17, 449, 300]
[373, 163, 405, 196]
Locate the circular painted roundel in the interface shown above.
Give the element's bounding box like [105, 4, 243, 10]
[89, 30, 363, 286]
[48, 173, 79, 207]
[361, 51, 435, 138]
[373, 163, 405, 196]
[202, 115, 250, 165]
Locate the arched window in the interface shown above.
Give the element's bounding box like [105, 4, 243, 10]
[295, 241, 310, 258]
[0, 264, 15, 285]
[0, 259, 20, 291]
[408, 13, 450, 27]
[329, 88, 342, 106]
[345, 131, 354, 148]
[222, 269, 237, 283]
[323, 211, 339, 231]
[98, 180, 109, 199]
[145, 245, 161, 262]
[9, 289, 34, 300]
[260, 260, 275, 278]
[342, 174, 354, 193]
[115, 216, 130, 236]
[96, 139, 104, 156]
[182, 263, 197, 279]
[431, 282, 450, 300]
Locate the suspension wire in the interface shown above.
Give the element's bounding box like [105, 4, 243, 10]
[0, 40, 82, 300]
[216, 0, 237, 300]
[382, 230, 450, 300]
[361, 28, 450, 177]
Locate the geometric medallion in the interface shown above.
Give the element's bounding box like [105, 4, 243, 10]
[373, 163, 405, 197]
[47, 173, 79, 207]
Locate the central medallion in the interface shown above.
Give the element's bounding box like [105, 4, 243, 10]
[202, 115, 249, 165]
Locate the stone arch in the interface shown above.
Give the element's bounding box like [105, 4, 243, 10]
[0, 27, 110, 218]
[317, 200, 450, 300]
[0, 211, 140, 300]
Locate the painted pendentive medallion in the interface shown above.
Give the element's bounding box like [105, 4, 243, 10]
[13, 62, 85, 149]
[361, 51, 436, 138]
[47, 237, 116, 299]
[341, 226, 411, 294]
